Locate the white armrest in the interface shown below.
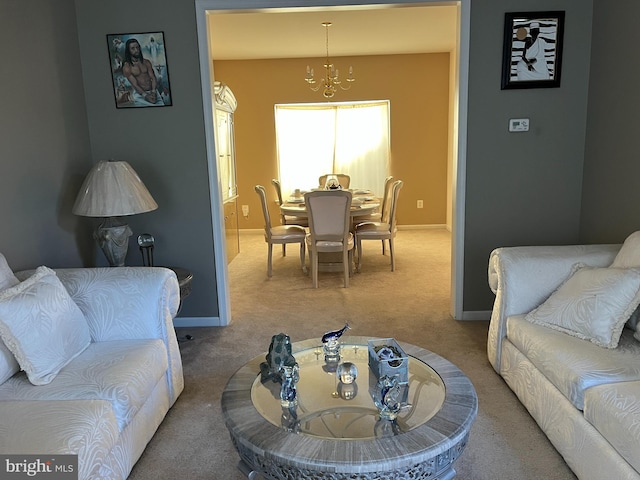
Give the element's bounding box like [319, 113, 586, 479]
[487, 244, 620, 372]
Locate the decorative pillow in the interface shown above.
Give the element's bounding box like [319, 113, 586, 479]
[610, 231, 640, 340]
[0, 253, 19, 291]
[525, 264, 640, 348]
[0, 266, 91, 385]
[0, 342, 19, 385]
[0, 253, 20, 383]
[611, 231, 640, 268]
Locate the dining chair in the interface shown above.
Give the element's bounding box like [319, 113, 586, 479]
[271, 179, 309, 227]
[355, 175, 394, 225]
[355, 180, 404, 272]
[271, 179, 308, 257]
[318, 174, 351, 189]
[304, 189, 354, 288]
[255, 185, 307, 277]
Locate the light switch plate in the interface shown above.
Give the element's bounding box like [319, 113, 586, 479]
[509, 118, 530, 132]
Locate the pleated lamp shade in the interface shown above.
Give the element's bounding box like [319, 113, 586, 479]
[73, 160, 158, 217]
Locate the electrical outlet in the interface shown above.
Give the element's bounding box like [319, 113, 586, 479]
[241, 205, 249, 217]
[417, 200, 424, 209]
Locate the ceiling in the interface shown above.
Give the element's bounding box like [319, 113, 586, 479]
[207, 5, 458, 60]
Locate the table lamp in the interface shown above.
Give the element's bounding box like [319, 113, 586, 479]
[73, 160, 158, 266]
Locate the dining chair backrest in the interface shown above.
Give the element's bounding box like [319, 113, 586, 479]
[380, 176, 394, 222]
[271, 178, 288, 225]
[255, 185, 273, 236]
[387, 180, 404, 230]
[271, 179, 284, 206]
[304, 190, 352, 243]
[318, 174, 351, 190]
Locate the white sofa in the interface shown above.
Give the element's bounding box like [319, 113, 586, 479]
[487, 237, 640, 480]
[0, 255, 184, 480]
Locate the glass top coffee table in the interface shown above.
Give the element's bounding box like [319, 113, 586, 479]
[221, 336, 477, 480]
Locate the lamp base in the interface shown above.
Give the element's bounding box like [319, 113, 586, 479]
[94, 218, 132, 267]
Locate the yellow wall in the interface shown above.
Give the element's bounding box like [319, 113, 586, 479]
[213, 52, 450, 229]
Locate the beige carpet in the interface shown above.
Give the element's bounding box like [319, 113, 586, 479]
[128, 229, 576, 479]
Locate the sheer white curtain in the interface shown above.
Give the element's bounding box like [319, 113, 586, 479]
[275, 101, 390, 199]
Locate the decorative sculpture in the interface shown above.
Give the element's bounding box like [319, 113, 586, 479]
[336, 362, 358, 384]
[368, 338, 409, 384]
[321, 322, 350, 359]
[279, 361, 300, 407]
[372, 375, 406, 420]
[260, 333, 297, 383]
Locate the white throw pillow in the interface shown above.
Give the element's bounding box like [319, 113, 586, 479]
[525, 264, 640, 348]
[0, 253, 20, 383]
[0, 341, 19, 384]
[0, 266, 91, 385]
[611, 231, 640, 268]
[610, 231, 640, 340]
[0, 253, 19, 291]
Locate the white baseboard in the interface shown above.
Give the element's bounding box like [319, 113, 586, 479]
[397, 224, 449, 231]
[173, 316, 222, 327]
[458, 310, 491, 321]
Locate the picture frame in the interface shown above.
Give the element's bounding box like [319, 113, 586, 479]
[107, 31, 173, 108]
[501, 11, 565, 90]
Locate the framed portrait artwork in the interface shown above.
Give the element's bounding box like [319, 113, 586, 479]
[501, 11, 565, 90]
[107, 31, 173, 108]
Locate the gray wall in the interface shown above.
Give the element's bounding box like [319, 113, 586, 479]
[580, 1, 640, 243]
[4, 0, 637, 318]
[464, 0, 594, 310]
[74, 0, 217, 318]
[0, 0, 93, 271]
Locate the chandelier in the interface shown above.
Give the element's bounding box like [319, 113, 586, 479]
[305, 22, 355, 99]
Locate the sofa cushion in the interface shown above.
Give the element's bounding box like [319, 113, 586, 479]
[0, 399, 119, 480]
[0, 339, 168, 431]
[0, 266, 91, 385]
[524, 264, 640, 348]
[507, 314, 640, 409]
[583, 381, 640, 474]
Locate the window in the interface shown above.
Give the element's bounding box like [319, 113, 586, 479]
[275, 101, 390, 199]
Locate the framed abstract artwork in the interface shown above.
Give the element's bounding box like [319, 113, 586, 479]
[501, 11, 565, 90]
[107, 31, 173, 108]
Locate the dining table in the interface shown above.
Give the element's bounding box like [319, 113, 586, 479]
[279, 189, 380, 221]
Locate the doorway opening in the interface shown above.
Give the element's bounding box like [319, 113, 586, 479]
[195, 1, 470, 325]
